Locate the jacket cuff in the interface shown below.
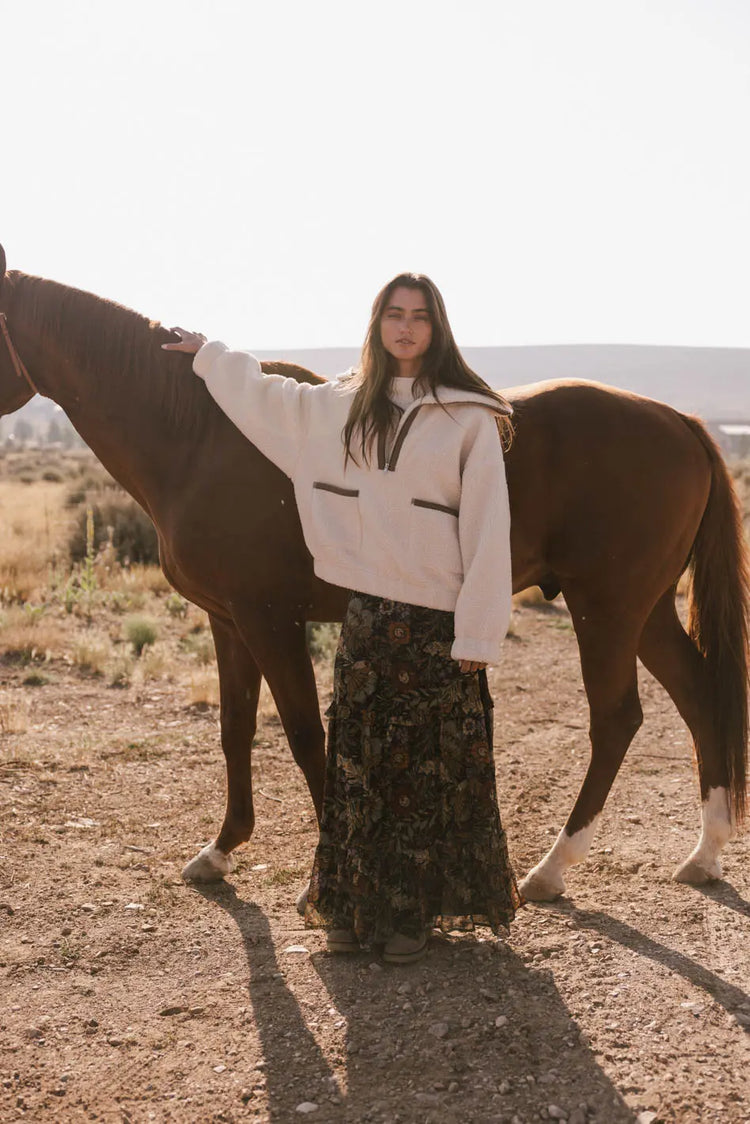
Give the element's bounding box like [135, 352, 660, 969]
[450, 636, 503, 664]
[193, 340, 228, 380]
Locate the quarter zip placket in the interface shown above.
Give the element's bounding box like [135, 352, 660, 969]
[379, 402, 424, 472]
[375, 386, 508, 471]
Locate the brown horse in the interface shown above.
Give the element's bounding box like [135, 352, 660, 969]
[0, 246, 747, 903]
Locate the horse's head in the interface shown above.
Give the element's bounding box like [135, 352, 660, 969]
[0, 244, 38, 415]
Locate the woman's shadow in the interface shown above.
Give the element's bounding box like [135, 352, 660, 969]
[194, 882, 638, 1122]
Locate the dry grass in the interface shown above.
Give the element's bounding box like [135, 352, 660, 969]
[0, 691, 31, 734]
[0, 448, 88, 485]
[0, 465, 198, 686]
[185, 673, 278, 725]
[0, 480, 71, 602]
[258, 678, 279, 725]
[180, 629, 216, 665]
[188, 669, 220, 708]
[71, 637, 110, 675]
[123, 615, 159, 656]
[137, 644, 171, 682]
[108, 652, 135, 688]
[98, 564, 171, 595]
[0, 607, 68, 662]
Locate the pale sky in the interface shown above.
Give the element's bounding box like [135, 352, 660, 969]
[3, 0, 749, 349]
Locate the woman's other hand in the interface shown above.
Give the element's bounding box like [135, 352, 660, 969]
[459, 660, 487, 673]
[161, 327, 207, 354]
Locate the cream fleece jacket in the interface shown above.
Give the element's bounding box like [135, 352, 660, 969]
[193, 342, 513, 663]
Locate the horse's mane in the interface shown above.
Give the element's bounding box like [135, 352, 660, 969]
[5, 271, 324, 435]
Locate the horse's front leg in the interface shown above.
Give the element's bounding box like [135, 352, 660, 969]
[242, 610, 327, 819]
[228, 604, 327, 913]
[182, 614, 262, 882]
[520, 602, 643, 901]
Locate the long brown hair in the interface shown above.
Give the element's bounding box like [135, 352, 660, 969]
[342, 272, 512, 465]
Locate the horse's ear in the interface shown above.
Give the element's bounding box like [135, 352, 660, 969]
[0, 245, 6, 287]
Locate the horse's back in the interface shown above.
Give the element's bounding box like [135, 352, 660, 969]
[504, 379, 713, 596]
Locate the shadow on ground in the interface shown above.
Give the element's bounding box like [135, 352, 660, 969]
[544, 896, 750, 1034]
[196, 883, 636, 1123]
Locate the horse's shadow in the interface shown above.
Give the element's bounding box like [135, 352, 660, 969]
[191, 882, 335, 1119]
[693, 879, 750, 920]
[541, 895, 750, 1032]
[193, 882, 638, 1123]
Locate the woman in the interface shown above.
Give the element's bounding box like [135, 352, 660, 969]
[164, 273, 521, 963]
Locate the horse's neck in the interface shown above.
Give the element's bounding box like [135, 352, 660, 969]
[14, 273, 201, 509]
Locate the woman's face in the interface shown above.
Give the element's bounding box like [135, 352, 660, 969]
[379, 286, 433, 373]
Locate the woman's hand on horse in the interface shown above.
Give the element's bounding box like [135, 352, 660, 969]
[458, 660, 487, 673]
[161, 327, 207, 354]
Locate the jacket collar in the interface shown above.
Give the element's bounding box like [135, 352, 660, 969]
[409, 387, 512, 416]
[332, 374, 512, 417]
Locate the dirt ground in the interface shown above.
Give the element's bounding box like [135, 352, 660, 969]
[1, 599, 748, 1124]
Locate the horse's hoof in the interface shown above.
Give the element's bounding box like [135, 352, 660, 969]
[672, 856, 721, 885]
[296, 884, 309, 916]
[182, 842, 235, 883]
[519, 868, 565, 902]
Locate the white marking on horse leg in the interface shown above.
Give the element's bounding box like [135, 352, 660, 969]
[181, 842, 235, 883]
[519, 816, 601, 902]
[673, 786, 733, 884]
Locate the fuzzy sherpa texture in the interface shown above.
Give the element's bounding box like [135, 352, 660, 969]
[194, 342, 512, 663]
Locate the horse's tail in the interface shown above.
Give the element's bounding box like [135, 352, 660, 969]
[682, 414, 749, 822]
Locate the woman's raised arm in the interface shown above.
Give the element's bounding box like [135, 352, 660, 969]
[163, 329, 327, 478]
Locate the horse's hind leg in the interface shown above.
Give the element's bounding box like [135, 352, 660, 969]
[520, 601, 643, 902]
[638, 588, 733, 884]
[182, 614, 262, 882]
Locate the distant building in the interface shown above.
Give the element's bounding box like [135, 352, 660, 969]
[715, 423, 750, 459]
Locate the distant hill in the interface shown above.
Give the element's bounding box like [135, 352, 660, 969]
[252, 344, 750, 422]
[3, 345, 748, 448]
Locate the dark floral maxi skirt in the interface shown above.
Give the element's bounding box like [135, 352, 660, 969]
[305, 592, 521, 944]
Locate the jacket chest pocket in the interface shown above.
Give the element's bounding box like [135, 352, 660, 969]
[311, 482, 362, 556]
[409, 498, 463, 577]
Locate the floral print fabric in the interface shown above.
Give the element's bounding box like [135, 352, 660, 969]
[305, 593, 521, 944]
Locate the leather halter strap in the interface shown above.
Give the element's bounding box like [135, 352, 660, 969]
[0, 313, 39, 396]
